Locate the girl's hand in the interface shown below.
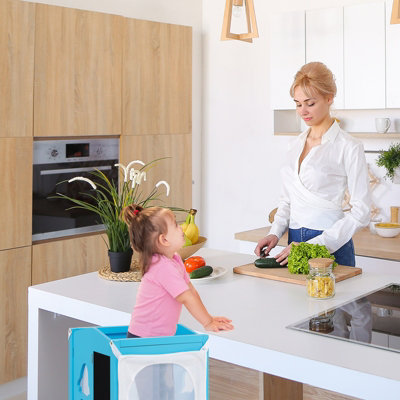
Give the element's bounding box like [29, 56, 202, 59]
[204, 316, 234, 332]
[254, 234, 279, 257]
[274, 241, 299, 265]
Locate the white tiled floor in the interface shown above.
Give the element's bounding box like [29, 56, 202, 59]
[0, 377, 27, 400]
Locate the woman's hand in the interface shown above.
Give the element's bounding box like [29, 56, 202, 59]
[204, 316, 234, 332]
[274, 241, 299, 265]
[254, 234, 279, 257]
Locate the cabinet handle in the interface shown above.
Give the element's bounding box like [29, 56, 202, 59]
[40, 166, 112, 175]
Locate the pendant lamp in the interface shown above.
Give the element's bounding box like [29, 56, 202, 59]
[221, 0, 259, 43]
[391, 0, 400, 24]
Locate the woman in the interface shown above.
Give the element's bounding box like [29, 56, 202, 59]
[255, 62, 371, 266]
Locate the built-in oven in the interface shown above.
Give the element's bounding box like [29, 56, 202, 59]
[32, 138, 119, 242]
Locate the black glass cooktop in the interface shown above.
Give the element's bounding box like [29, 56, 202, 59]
[288, 283, 400, 353]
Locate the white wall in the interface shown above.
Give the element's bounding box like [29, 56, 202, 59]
[202, 0, 400, 253]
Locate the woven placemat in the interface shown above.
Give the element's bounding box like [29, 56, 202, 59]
[98, 260, 141, 282]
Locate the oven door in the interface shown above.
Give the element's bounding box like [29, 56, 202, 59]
[32, 160, 118, 241]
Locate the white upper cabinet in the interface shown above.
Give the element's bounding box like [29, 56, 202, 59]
[306, 7, 344, 109]
[386, 0, 400, 108]
[344, 2, 386, 109]
[270, 11, 305, 110]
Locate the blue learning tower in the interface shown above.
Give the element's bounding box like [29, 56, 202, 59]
[68, 325, 209, 400]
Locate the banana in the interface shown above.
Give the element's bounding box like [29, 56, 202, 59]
[183, 233, 192, 247]
[185, 209, 199, 244]
[180, 212, 191, 233]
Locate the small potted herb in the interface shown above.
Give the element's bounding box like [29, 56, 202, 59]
[376, 143, 400, 183]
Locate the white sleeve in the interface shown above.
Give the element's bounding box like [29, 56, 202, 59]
[269, 168, 291, 239]
[308, 142, 371, 253]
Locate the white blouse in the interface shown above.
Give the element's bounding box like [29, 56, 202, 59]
[269, 121, 371, 253]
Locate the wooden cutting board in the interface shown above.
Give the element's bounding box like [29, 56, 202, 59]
[233, 263, 362, 285]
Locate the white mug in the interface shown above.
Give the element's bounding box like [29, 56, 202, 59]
[375, 118, 391, 133]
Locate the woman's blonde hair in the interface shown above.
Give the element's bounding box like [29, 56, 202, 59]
[122, 205, 174, 274]
[290, 62, 337, 99]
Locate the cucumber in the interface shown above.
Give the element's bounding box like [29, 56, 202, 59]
[254, 257, 284, 268]
[190, 265, 213, 279]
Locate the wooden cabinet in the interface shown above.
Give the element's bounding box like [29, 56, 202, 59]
[386, 0, 400, 108]
[306, 7, 344, 109]
[0, 246, 31, 384]
[0, 138, 32, 250]
[32, 233, 108, 285]
[34, 4, 122, 137]
[269, 10, 305, 110]
[0, 0, 35, 138]
[120, 134, 192, 212]
[123, 19, 192, 135]
[344, 2, 386, 109]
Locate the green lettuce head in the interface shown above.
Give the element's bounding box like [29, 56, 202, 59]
[287, 242, 337, 274]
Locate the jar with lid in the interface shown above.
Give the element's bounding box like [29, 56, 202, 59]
[306, 258, 335, 299]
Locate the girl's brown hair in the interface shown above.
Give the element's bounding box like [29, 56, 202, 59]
[290, 62, 337, 99]
[122, 205, 174, 274]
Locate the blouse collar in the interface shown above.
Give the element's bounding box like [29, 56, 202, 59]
[299, 120, 340, 144]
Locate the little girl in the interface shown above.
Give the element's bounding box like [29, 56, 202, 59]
[123, 204, 234, 338]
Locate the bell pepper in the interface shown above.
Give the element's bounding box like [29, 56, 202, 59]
[184, 256, 206, 273]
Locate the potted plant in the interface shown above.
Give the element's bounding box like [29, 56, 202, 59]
[376, 143, 400, 184]
[55, 158, 183, 272]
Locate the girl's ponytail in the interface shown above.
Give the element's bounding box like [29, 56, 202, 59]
[122, 204, 143, 226]
[122, 205, 171, 274]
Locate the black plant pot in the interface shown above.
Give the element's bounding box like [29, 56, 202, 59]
[108, 248, 133, 273]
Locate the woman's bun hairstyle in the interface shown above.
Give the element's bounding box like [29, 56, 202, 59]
[290, 62, 337, 99]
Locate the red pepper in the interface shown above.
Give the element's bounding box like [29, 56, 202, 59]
[184, 256, 206, 273]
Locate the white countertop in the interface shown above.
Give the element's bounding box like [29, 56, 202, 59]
[29, 248, 400, 399]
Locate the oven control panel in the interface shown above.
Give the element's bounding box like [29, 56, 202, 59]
[33, 138, 119, 164]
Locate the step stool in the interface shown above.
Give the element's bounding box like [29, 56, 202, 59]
[68, 324, 209, 400]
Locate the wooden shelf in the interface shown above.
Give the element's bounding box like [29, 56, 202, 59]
[274, 132, 400, 138]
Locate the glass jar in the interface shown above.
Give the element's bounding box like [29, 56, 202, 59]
[309, 310, 336, 333]
[306, 258, 335, 299]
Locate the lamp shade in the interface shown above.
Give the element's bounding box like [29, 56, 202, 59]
[391, 0, 400, 24]
[221, 0, 259, 43]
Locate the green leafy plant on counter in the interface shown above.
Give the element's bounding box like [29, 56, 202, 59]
[287, 242, 337, 274]
[53, 158, 185, 253]
[376, 142, 400, 182]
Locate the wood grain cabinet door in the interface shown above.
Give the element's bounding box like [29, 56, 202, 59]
[120, 134, 192, 212]
[0, 246, 31, 384]
[0, 0, 35, 138]
[123, 19, 192, 136]
[0, 138, 32, 250]
[32, 233, 108, 285]
[34, 4, 122, 136]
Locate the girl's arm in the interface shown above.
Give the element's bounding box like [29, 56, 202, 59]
[176, 283, 233, 332]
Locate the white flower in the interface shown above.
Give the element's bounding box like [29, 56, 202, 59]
[126, 160, 145, 174]
[129, 169, 147, 188]
[155, 180, 170, 196]
[68, 177, 97, 190]
[114, 163, 129, 182]
[116, 160, 146, 183]
[136, 171, 146, 185]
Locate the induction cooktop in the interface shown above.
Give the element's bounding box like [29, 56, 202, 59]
[288, 283, 400, 353]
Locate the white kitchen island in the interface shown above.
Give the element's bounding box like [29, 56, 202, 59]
[28, 248, 400, 400]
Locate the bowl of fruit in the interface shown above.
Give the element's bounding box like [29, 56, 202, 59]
[177, 209, 207, 260]
[178, 236, 207, 261]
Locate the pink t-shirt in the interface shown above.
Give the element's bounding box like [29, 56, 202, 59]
[128, 253, 190, 337]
